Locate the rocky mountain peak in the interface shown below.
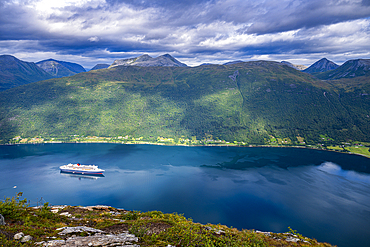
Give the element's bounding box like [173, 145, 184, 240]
[36, 59, 86, 78]
[110, 54, 187, 68]
[138, 54, 152, 60]
[303, 58, 339, 74]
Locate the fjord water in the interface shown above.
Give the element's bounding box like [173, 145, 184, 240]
[1, 144, 369, 246]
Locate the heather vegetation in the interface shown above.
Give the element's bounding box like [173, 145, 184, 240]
[0, 193, 334, 246]
[0, 61, 369, 156]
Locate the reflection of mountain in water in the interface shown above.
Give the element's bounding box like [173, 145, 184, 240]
[200, 147, 370, 174]
[60, 171, 105, 180]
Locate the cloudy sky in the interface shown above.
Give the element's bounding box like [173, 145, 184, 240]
[1, 0, 370, 69]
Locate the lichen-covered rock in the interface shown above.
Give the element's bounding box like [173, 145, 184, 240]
[21, 235, 33, 242]
[14, 232, 24, 240]
[57, 226, 105, 235]
[59, 212, 72, 217]
[39, 232, 138, 246]
[36, 240, 65, 246]
[0, 214, 5, 225]
[65, 232, 138, 246]
[204, 226, 225, 235]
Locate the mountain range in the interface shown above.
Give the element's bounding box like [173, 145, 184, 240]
[0, 57, 369, 146]
[315, 59, 370, 80]
[2, 54, 369, 91]
[0, 54, 189, 91]
[0, 55, 53, 91]
[0, 54, 188, 91]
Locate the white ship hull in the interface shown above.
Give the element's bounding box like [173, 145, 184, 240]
[59, 163, 105, 175]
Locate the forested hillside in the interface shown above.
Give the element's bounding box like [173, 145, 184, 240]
[0, 61, 369, 145]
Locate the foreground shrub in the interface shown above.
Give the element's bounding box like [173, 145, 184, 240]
[0, 192, 28, 222]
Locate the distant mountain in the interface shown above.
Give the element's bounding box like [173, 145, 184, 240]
[91, 64, 110, 70]
[280, 61, 307, 70]
[303, 58, 339, 75]
[36, 59, 86, 78]
[0, 55, 53, 91]
[199, 63, 215, 66]
[223, 60, 244, 65]
[315, 59, 370, 80]
[110, 54, 187, 68]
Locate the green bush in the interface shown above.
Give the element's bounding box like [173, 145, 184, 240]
[121, 211, 140, 220]
[0, 192, 28, 221]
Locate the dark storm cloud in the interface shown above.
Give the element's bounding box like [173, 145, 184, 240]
[101, 0, 370, 34]
[362, 0, 370, 6]
[0, 1, 42, 40]
[105, 0, 213, 9]
[246, 0, 370, 34]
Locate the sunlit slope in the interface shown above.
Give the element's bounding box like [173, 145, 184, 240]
[0, 61, 369, 144]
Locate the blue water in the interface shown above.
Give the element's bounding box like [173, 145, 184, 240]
[0, 143, 369, 247]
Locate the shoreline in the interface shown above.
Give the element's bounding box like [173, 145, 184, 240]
[2, 140, 369, 158]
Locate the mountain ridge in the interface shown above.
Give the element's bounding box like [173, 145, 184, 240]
[36, 59, 86, 78]
[223, 60, 244, 65]
[0, 55, 53, 91]
[109, 54, 187, 68]
[280, 61, 308, 70]
[315, 59, 370, 80]
[91, 64, 110, 70]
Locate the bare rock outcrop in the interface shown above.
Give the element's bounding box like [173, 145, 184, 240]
[37, 227, 139, 247]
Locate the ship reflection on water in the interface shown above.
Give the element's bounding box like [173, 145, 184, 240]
[60, 171, 105, 180]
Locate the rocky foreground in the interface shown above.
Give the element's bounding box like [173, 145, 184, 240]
[0, 198, 334, 247]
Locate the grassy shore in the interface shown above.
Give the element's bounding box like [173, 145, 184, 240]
[6, 135, 370, 158]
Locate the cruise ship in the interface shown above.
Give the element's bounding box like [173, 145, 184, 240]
[59, 163, 105, 175]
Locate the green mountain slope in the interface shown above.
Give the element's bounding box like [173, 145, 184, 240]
[316, 59, 370, 80]
[0, 61, 369, 145]
[324, 75, 370, 135]
[0, 55, 53, 91]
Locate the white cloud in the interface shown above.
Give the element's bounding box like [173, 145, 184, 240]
[88, 36, 99, 42]
[31, 0, 105, 16]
